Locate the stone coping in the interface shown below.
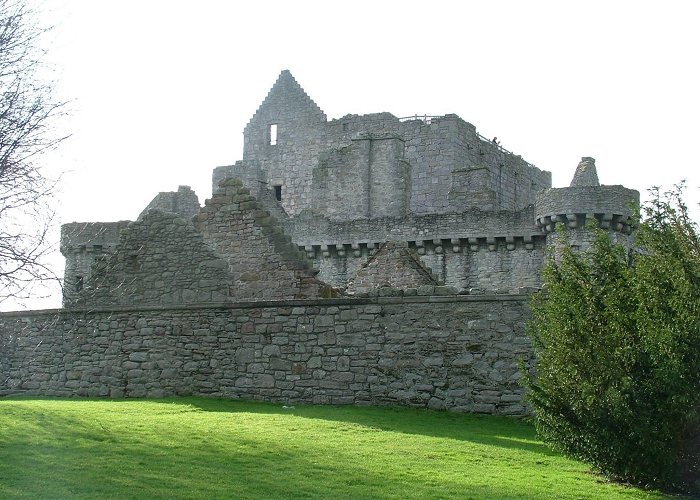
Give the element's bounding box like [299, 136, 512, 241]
[0, 294, 529, 318]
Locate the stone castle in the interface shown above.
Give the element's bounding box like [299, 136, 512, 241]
[61, 70, 638, 305]
[0, 71, 639, 414]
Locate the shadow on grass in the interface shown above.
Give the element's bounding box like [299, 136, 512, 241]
[0, 433, 549, 500]
[4, 395, 552, 456]
[180, 396, 556, 456]
[0, 400, 563, 500]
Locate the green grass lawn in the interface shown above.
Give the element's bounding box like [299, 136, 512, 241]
[0, 397, 665, 499]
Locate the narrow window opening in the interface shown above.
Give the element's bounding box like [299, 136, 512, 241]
[269, 124, 278, 145]
[342, 122, 349, 131]
[273, 185, 282, 202]
[75, 275, 84, 292]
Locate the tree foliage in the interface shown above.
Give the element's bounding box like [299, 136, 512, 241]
[525, 185, 700, 494]
[0, 0, 65, 302]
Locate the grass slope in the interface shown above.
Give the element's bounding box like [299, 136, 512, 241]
[0, 398, 664, 499]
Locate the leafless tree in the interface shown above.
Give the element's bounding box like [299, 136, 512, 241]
[0, 0, 66, 303]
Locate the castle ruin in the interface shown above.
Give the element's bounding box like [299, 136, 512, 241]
[61, 71, 638, 304]
[0, 71, 639, 414]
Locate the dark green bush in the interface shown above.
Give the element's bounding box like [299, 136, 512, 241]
[525, 186, 700, 494]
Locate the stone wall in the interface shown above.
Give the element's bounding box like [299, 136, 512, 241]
[535, 185, 639, 226]
[60, 184, 549, 302]
[534, 178, 640, 253]
[311, 135, 410, 221]
[242, 70, 327, 216]
[73, 210, 231, 307]
[291, 204, 543, 247]
[67, 179, 331, 307]
[399, 115, 551, 213]
[304, 232, 546, 292]
[290, 207, 547, 290]
[0, 295, 532, 415]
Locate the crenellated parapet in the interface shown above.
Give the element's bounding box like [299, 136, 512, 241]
[60, 221, 131, 253]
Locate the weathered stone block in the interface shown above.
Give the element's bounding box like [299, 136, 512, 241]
[331, 371, 354, 383]
[318, 332, 336, 345]
[262, 345, 281, 357]
[129, 352, 148, 362]
[337, 356, 350, 371]
[270, 358, 291, 370]
[235, 348, 255, 364]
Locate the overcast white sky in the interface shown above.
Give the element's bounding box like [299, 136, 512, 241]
[11, 0, 700, 310]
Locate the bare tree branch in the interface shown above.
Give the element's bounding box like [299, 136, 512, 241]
[0, 0, 67, 303]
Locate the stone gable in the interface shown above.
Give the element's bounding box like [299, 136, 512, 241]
[193, 178, 329, 300]
[345, 241, 439, 295]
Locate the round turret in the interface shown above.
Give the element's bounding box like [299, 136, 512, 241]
[534, 157, 639, 251]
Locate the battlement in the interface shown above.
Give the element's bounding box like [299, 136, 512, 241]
[535, 186, 638, 234]
[60, 220, 132, 305]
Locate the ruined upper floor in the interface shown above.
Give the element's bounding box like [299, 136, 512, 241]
[214, 70, 552, 221]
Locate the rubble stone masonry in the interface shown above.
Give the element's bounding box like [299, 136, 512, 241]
[0, 295, 531, 415]
[37, 71, 640, 417]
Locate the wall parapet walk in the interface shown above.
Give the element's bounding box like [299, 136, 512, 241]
[0, 295, 532, 416]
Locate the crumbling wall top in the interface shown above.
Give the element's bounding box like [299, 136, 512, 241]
[139, 185, 200, 220]
[570, 157, 600, 187]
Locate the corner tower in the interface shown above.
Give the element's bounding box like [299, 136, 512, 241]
[535, 157, 639, 252]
